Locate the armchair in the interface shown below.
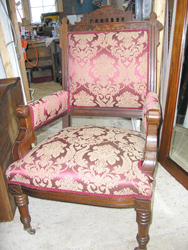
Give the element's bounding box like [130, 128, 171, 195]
[5, 6, 162, 250]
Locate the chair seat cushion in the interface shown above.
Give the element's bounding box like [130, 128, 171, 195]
[6, 126, 154, 199]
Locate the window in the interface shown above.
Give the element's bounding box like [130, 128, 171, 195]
[30, 0, 56, 23]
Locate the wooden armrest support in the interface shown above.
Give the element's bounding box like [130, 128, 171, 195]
[142, 109, 161, 175]
[12, 105, 35, 161]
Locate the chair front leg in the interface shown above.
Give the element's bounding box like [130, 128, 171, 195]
[134, 199, 151, 250]
[9, 184, 35, 235]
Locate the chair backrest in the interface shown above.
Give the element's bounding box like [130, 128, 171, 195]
[58, 5, 162, 118]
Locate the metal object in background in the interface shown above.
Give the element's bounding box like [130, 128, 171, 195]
[126, 0, 153, 20]
[142, 0, 153, 19]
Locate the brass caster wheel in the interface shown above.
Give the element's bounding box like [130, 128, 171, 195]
[24, 226, 36, 235]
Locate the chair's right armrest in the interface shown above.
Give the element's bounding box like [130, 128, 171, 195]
[142, 92, 160, 133]
[142, 109, 161, 176]
[141, 92, 161, 175]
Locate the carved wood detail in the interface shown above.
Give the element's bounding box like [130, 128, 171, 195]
[142, 110, 161, 175]
[9, 184, 34, 232]
[135, 199, 151, 212]
[135, 199, 151, 250]
[9, 184, 23, 196]
[79, 6, 135, 23]
[68, 22, 150, 32]
[15, 193, 28, 208]
[14, 193, 32, 230]
[12, 105, 35, 161]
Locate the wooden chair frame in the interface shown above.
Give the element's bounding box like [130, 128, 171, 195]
[59, 6, 162, 123]
[8, 6, 162, 250]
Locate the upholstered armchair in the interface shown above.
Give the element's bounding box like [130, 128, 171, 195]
[5, 6, 162, 250]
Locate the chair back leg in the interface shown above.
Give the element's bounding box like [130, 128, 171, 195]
[62, 114, 70, 128]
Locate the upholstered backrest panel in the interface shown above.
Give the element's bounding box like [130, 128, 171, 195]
[68, 30, 149, 109]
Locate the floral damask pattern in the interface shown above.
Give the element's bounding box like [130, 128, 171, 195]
[74, 90, 96, 106]
[116, 91, 140, 107]
[28, 90, 68, 129]
[6, 126, 154, 199]
[68, 30, 149, 109]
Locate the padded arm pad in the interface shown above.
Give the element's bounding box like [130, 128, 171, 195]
[142, 92, 160, 133]
[28, 90, 69, 130]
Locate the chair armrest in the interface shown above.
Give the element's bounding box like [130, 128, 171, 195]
[12, 105, 35, 161]
[142, 92, 160, 133]
[142, 109, 161, 175]
[28, 90, 69, 130]
[12, 90, 69, 161]
[141, 92, 161, 175]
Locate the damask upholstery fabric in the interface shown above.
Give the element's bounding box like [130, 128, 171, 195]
[142, 92, 160, 132]
[68, 30, 149, 109]
[6, 126, 154, 199]
[28, 90, 69, 129]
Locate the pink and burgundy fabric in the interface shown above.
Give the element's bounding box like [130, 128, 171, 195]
[68, 30, 149, 109]
[6, 126, 154, 199]
[28, 90, 69, 130]
[142, 92, 160, 132]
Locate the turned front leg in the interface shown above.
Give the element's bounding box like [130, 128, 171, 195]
[135, 199, 151, 250]
[9, 184, 35, 235]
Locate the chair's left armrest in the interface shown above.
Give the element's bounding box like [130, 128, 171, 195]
[142, 92, 161, 175]
[12, 105, 35, 161]
[12, 90, 69, 161]
[28, 90, 69, 130]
